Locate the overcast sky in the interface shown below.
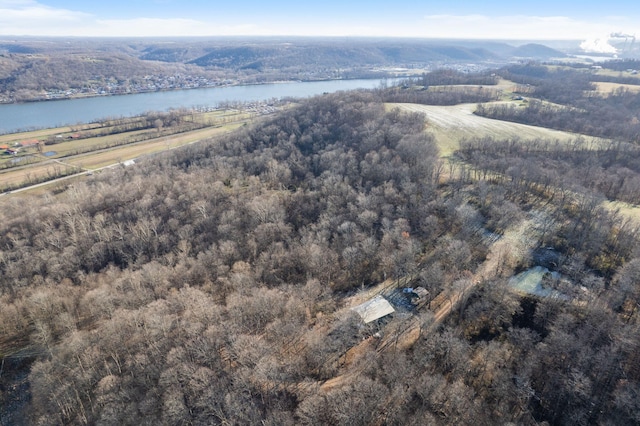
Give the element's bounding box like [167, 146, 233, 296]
[1, 0, 638, 48]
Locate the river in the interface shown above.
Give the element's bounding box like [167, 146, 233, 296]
[0, 79, 390, 134]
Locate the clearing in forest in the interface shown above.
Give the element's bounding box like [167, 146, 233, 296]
[388, 102, 588, 156]
[592, 81, 640, 95]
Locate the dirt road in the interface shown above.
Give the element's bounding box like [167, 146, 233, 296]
[320, 214, 539, 392]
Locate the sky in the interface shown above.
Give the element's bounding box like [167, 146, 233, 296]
[0, 0, 638, 52]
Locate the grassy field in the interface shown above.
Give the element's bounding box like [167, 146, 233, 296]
[0, 123, 102, 144]
[592, 81, 640, 95]
[389, 102, 585, 156]
[0, 110, 254, 193]
[64, 123, 246, 170]
[1, 110, 250, 167]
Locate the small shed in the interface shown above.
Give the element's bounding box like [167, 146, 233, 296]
[352, 295, 395, 323]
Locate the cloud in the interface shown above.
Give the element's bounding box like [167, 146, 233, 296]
[0, 0, 92, 35]
[420, 14, 638, 41]
[579, 37, 618, 54]
[0, 0, 263, 37]
[93, 19, 265, 37]
[95, 18, 216, 37]
[0, 0, 37, 5]
[0, 3, 637, 40]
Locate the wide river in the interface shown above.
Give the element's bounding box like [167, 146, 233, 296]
[0, 79, 390, 134]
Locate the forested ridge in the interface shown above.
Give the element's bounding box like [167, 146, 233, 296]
[0, 37, 566, 103]
[2, 84, 640, 425]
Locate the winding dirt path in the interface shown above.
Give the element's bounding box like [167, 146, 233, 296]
[320, 215, 538, 392]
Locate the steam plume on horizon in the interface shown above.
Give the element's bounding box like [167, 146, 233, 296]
[580, 36, 618, 54]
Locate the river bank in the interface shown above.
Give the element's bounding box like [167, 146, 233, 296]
[0, 78, 393, 134]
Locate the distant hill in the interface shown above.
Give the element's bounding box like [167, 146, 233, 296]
[143, 40, 508, 69]
[509, 43, 568, 59]
[0, 37, 579, 103]
[186, 44, 502, 69]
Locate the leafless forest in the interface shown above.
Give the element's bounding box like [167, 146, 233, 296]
[2, 64, 640, 425]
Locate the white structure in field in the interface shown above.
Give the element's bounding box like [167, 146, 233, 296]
[352, 295, 395, 323]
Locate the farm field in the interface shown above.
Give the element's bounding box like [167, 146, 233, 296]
[0, 125, 98, 144]
[64, 123, 246, 170]
[593, 81, 640, 94]
[389, 102, 586, 155]
[0, 110, 255, 193]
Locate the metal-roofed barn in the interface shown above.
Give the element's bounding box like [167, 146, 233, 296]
[352, 295, 395, 323]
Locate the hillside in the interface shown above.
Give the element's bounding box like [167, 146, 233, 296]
[2, 69, 640, 424]
[0, 37, 574, 103]
[509, 43, 567, 59]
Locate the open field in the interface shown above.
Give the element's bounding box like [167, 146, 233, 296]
[605, 200, 640, 226]
[593, 81, 640, 95]
[0, 160, 81, 189]
[0, 124, 98, 143]
[1, 109, 249, 167]
[64, 123, 246, 169]
[389, 102, 586, 155]
[1, 114, 251, 193]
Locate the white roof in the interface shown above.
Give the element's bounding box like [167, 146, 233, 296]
[352, 295, 395, 323]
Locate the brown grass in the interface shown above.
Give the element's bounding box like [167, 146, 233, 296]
[592, 81, 640, 96]
[388, 102, 585, 156]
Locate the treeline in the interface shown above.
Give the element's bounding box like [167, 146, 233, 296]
[378, 86, 500, 106]
[375, 70, 500, 105]
[589, 73, 640, 86]
[475, 64, 640, 142]
[417, 69, 499, 86]
[0, 92, 446, 296]
[1, 92, 640, 425]
[599, 59, 640, 72]
[476, 91, 640, 142]
[498, 64, 595, 104]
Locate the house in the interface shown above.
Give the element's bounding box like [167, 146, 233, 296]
[352, 295, 395, 323]
[20, 139, 39, 147]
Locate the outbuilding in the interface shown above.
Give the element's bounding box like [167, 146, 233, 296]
[352, 295, 395, 323]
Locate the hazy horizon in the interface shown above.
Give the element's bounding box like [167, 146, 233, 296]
[1, 0, 638, 54]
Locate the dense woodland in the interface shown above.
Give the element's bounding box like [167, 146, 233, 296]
[2, 70, 640, 425]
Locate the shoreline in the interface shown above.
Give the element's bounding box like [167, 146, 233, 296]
[0, 75, 395, 105]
